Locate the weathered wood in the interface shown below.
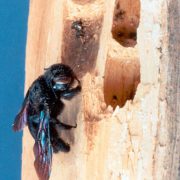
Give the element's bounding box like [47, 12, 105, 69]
[166, 0, 180, 178]
[154, 0, 180, 179]
[22, 0, 180, 180]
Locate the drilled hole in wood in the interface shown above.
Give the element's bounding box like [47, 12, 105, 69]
[111, 0, 140, 47]
[61, 18, 103, 78]
[104, 58, 140, 109]
[113, 95, 118, 100]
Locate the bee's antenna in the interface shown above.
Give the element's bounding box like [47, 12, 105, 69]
[44, 67, 49, 71]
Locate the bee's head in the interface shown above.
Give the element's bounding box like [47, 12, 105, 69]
[44, 64, 76, 91]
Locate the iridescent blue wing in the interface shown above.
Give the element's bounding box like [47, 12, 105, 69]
[33, 111, 53, 180]
[13, 90, 30, 131]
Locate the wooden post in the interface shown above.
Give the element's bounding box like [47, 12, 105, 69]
[22, 0, 180, 179]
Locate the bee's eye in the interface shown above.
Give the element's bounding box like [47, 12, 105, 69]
[53, 76, 72, 90]
[54, 76, 71, 84]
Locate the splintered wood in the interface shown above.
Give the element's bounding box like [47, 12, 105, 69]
[104, 41, 140, 108]
[23, 0, 179, 180]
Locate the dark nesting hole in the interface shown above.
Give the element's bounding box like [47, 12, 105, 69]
[117, 31, 136, 40]
[113, 95, 118, 100]
[129, 32, 137, 41]
[117, 32, 124, 37]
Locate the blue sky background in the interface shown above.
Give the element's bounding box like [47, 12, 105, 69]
[0, 1, 29, 179]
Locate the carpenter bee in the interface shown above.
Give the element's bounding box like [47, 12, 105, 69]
[13, 63, 81, 180]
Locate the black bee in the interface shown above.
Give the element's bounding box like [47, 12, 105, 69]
[13, 63, 81, 180]
[71, 20, 85, 38]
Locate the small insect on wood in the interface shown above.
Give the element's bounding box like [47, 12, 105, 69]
[71, 20, 85, 38]
[13, 63, 81, 180]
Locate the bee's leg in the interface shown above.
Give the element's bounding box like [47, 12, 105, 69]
[50, 123, 70, 153]
[56, 121, 77, 129]
[27, 116, 39, 139]
[52, 138, 70, 153]
[61, 82, 81, 100]
[51, 118, 77, 129]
